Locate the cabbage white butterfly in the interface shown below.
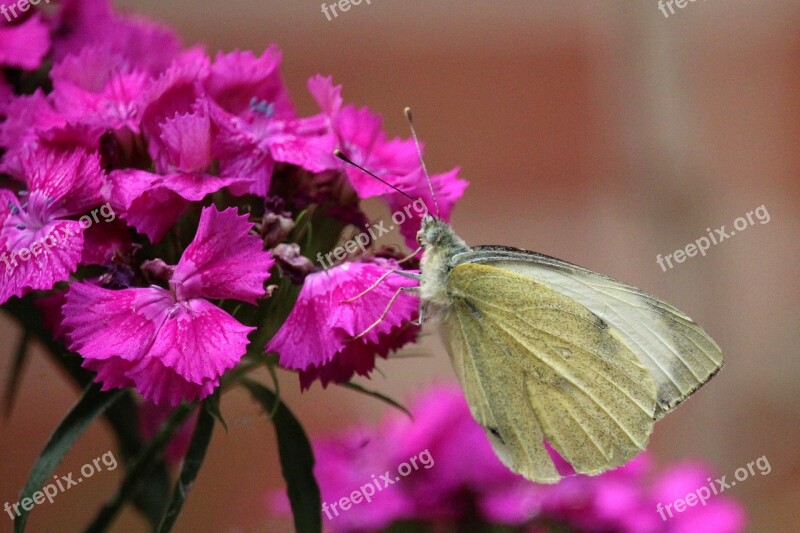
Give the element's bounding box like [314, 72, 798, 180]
[336, 109, 723, 483]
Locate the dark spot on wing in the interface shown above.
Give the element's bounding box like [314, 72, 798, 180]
[465, 300, 482, 319]
[487, 426, 505, 444]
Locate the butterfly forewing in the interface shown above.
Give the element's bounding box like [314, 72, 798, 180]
[454, 247, 724, 419]
[443, 262, 658, 483]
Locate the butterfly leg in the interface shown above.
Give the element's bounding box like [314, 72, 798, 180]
[398, 246, 423, 263]
[411, 301, 428, 326]
[350, 286, 420, 340]
[341, 270, 421, 304]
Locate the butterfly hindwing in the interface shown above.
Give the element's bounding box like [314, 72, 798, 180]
[442, 262, 657, 483]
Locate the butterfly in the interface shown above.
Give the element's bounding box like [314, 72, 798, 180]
[415, 216, 722, 483]
[336, 108, 723, 484]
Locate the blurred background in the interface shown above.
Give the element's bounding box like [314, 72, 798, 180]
[1, 0, 799, 530]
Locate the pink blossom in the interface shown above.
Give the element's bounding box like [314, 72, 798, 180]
[0, 145, 106, 304]
[308, 75, 421, 199]
[208, 49, 333, 196]
[63, 206, 274, 406]
[271, 384, 745, 532]
[0, 13, 49, 70]
[267, 259, 419, 389]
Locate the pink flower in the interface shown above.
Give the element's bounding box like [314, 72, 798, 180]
[0, 145, 106, 304]
[62, 206, 275, 406]
[208, 49, 333, 196]
[307, 75, 468, 246]
[49, 46, 151, 135]
[108, 155, 242, 244]
[140, 51, 211, 170]
[267, 259, 420, 389]
[308, 75, 421, 199]
[52, 0, 181, 73]
[0, 13, 49, 70]
[270, 384, 745, 532]
[385, 166, 469, 250]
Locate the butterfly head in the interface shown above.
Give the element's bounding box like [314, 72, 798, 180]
[418, 215, 468, 254]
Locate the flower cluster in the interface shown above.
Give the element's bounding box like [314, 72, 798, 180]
[0, 0, 467, 406]
[272, 384, 745, 532]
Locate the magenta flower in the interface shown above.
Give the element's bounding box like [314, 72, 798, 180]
[62, 206, 275, 406]
[385, 166, 469, 250]
[52, 0, 181, 72]
[267, 259, 419, 389]
[0, 91, 69, 162]
[308, 75, 421, 199]
[49, 45, 151, 135]
[208, 49, 333, 196]
[307, 75, 468, 246]
[0, 145, 106, 304]
[0, 12, 49, 70]
[649, 462, 746, 533]
[271, 384, 745, 532]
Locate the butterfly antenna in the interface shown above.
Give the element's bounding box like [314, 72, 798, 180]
[334, 149, 416, 202]
[404, 107, 439, 218]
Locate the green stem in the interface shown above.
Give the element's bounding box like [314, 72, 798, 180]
[85, 403, 194, 533]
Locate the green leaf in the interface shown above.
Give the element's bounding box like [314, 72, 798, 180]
[85, 404, 193, 533]
[338, 382, 413, 420]
[14, 383, 123, 533]
[4, 331, 30, 417]
[243, 379, 321, 533]
[204, 390, 228, 431]
[157, 402, 216, 532]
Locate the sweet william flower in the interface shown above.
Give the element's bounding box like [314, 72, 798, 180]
[0, 11, 49, 70]
[271, 384, 745, 532]
[52, 0, 181, 73]
[307, 75, 468, 247]
[308, 75, 421, 199]
[48, 46, 151, 136]
[0, 145, 106, 304]
[385, 166, 469, 250]
[208, 48, 334, 196]
[63, 206, 275, 406]
[267, 259, 420, 389]
[109, 98, 245, 243]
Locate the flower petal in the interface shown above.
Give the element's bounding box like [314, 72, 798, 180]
[269, 260, 419, 380]
[206, 47, 293, 119]
[172, 206, 274, 303]
[146, 298, 254, 384]
[0, 219, 85, 304]
[63, 284, 174, 362]
[0, 14, 49, 70]
[13, 144, 106, 215]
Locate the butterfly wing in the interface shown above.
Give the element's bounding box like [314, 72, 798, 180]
[442, 262, 657, 483]
[453, 246, 724, 419]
